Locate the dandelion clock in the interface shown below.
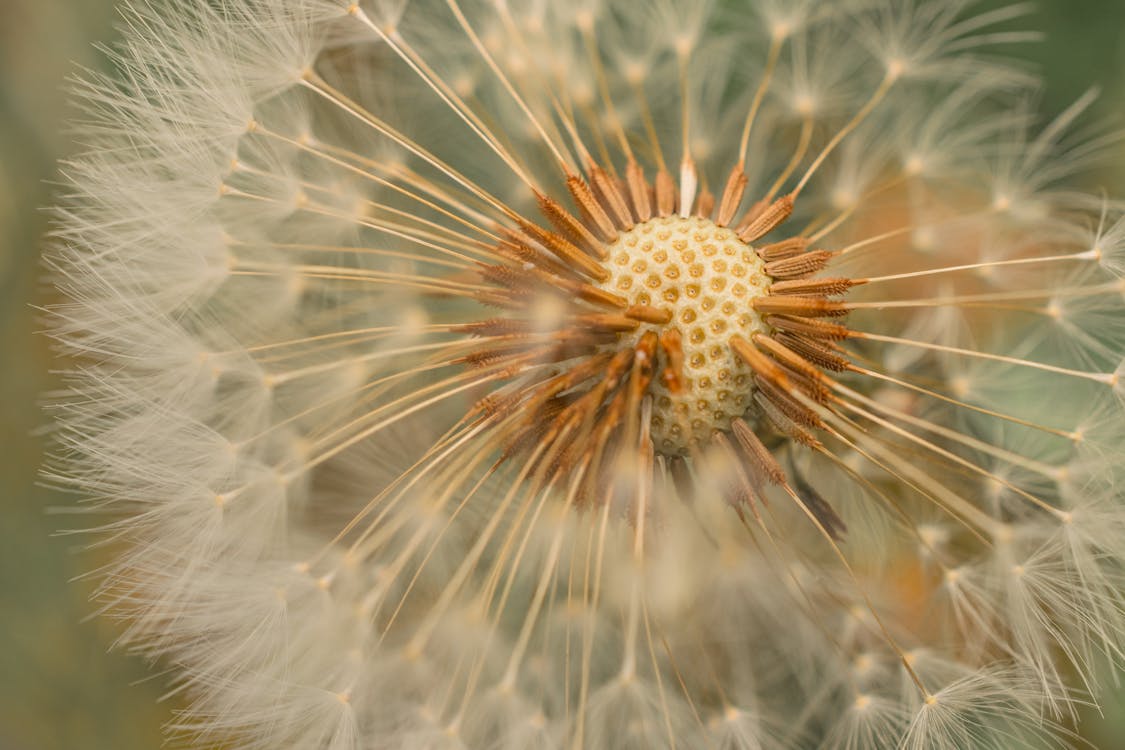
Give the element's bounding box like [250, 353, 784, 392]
[46, 0, 1125, 747]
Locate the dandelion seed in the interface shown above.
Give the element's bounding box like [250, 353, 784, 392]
[47, 0, 1125, 748]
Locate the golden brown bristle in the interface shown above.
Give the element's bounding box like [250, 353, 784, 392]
[694, 186, 715, 220]
[732, 418, 787, 486]
[589, 164, 634, 230]
[757, 236, 811, 262]
[752, 296, 848, 318]
[774, 332, 853, 372]
[625, 305, 674, 324]
[659, 328, 685, 395]
[754, 391, 823, 448]
[766, 314, 853, 340]
[625, 160, 653, 222]
[655, 169, 676, 216]
[769, 277, 860, 296]
[753, 333, 826, 384]
[565, 175, 618, 242]
[717, 166, 749, 227]
[753, 375, 825, 430]
[764, 249, 836, 280]
[737, 193, 794, 243]
[515, 218, 610, 282]
[536, 190, 606, 259]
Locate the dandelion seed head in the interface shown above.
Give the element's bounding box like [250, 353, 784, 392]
[45, 0, 1125, 747]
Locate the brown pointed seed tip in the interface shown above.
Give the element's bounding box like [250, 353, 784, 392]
[566, 175, 618, 242]
[624, 304, 674, 324]
[572, 313, 640, 333]
[659, 328, 685, 394]
[535, 189, 607, 259]
[775, 331, 853, 372]
[717, 166, 749, 227]
[757, 236, 811, 262]
[495, 232, 578, 279]
[737, 193, 794, 243]
[479, 263, 531, 290]
[655, 169, 677, 217]
[752, 333, 824, 383]
[764, 249, 836, 280]
[731, 419, 787, 486]
[754, 391, 823, 448]
[765, 314, 853, 340]
[752, 296, 848, 318]
[768, 277, 859, 297]
[634, 329, 659, 364]
[571, 285, 634, 312]
[754, 375, 824, 429]
[626, 160, 653, 222]
[695, 187, 715, 220]
[516, 218, 610, 283]
[450, 317, 529, 336]
[589, 164, 634, 231]
[730, 334, 791, 389]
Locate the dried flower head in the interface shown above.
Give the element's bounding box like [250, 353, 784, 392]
[48, 0, 1125, 748]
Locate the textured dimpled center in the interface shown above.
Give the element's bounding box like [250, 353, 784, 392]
[599, 216, 772, 455]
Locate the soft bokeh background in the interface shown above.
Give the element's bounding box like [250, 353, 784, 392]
[2, 2, 1124, 748]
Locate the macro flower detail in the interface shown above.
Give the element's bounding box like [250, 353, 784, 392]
[48, 0, 1125, 748]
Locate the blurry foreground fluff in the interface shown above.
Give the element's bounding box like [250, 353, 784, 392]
[47, 0, 1125, 747]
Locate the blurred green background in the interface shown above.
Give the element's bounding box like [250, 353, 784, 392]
[2, 1, 1125, 748]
